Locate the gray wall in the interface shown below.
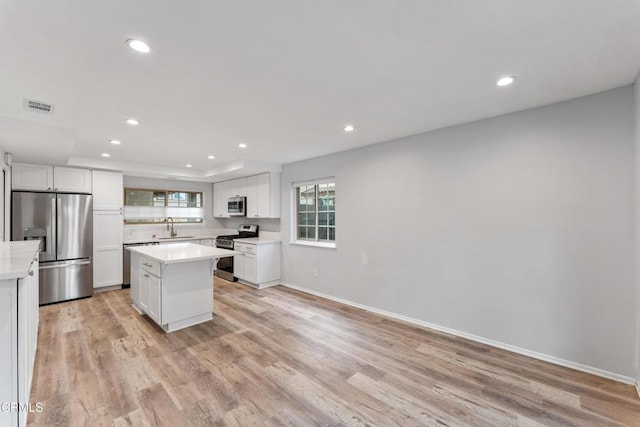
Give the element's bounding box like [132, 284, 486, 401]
[635, 75, 640, 387]
[123, 176, 223, 229]
[281, 86, 636, 378]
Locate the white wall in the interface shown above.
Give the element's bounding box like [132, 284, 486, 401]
[281, 86, 636, 379]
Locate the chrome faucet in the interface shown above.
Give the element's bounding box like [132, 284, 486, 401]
[166, 217, 177, 237]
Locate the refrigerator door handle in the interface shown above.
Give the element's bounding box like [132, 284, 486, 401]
[55, 195, 61, 258]
[40, 259, 92, 269]
[50, 195, 57, 258]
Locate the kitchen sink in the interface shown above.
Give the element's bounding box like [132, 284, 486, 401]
[157, 236, 195, 240]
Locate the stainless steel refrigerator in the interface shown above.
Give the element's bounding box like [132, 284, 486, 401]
[12, 192, 93, 305]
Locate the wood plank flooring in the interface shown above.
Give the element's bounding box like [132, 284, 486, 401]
[28, 279, 640, 426]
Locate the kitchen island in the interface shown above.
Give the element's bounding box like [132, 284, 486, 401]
[127, 242, 237, 332]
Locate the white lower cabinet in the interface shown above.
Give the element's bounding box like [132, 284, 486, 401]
[234, 241, 280, 288]
[141, 268, 161, 324]
[244, 253, 258, 283]
[0, 256, 39, 427]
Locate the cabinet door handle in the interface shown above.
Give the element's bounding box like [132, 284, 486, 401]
[28, 270, 35, 276]
[144, 274, 150, 278]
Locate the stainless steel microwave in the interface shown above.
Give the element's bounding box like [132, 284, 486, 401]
[228, 196, 246, 216]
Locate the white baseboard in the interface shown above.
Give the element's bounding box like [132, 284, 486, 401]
[237, 279, 280, 289]
[93, 284, 122, 293]
[280, 282, 636, 386]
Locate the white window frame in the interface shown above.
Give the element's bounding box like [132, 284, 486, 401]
[291, 177, 336, 249]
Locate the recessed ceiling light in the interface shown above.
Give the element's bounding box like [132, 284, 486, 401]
[125, 118, 139, 125]
[496, 76, 516, 87]
[101, 153, 110, 158]
[238, 143, 247, 149]
[344, 124, 355, 132]
[126, 39, 151, 54]
[186, 164, 192, 168]
[207, 155, 215, 159]
[109, 139, 121, 145]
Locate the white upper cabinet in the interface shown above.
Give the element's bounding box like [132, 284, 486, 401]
[237, 177, 247, 197]
[53, 167, 92, 193]
[92, 170, 123, 210]
[12, 163, 53, 191]
[227, 179, 239, 198]
[214, 172, 280, 219]
[213, 180, 230, 218]
[246, 173, 280, 218]
[12, 163, 91, 193]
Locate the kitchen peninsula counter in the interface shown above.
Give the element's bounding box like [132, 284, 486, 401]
[0, 241, 41, 280]
[0, 241, 40, 427]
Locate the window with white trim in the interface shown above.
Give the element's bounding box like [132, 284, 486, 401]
[294, 180, 335, 245]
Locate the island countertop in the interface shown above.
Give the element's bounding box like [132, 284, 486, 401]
[0, 241, 41, 280]
[126, 242, 238, 264]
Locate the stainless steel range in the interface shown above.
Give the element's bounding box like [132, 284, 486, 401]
[215, 224, 258, 281]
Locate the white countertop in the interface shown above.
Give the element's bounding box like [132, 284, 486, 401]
[127, 242, 238, 264]
[124, 235, 218, 245]
[0, 241, 41, 280]
[234, 238, 281, 245]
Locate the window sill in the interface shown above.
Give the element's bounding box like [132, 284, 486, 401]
[290, 240, 336, 249]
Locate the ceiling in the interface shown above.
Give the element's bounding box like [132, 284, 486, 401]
[1, 0, 639, 181]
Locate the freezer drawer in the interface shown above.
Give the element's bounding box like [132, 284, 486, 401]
[39, 259, 93, 305]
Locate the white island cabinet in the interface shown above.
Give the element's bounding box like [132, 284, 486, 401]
[127, 243, 237, 332]
[0, 241, 41, 427]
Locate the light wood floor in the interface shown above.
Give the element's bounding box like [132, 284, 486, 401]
[28, 278, 640, 426]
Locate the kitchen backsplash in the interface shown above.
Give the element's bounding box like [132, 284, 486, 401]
[124, 219, 281, 242]
[123, 225, 232, 241]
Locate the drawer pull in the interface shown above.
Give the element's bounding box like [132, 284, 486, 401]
[143, 262, 153, 267]
[144, 274, 150, 278]
[28, 270, 35, 276]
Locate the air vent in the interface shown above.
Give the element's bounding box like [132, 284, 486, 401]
[23, 98, 54, 114]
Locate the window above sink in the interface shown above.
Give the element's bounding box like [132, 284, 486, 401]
[124, 187, 204, 224]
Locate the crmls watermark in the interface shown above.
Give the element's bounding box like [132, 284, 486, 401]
[0, 402, 44, 413]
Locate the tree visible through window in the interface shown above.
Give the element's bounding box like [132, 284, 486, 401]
[296, 181, 335, 243]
